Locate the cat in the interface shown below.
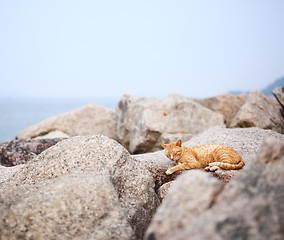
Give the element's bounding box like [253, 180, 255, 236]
[162, 140, 245, 175]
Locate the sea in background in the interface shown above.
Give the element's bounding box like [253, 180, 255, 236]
[0, 97, 119, 143]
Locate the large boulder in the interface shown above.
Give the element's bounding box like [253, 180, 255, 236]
[116, 94, 225, 154]
[193, 93, 247, 126]
[230, 90, 284, 133]
[1, 172, 134, 240]
[144, 170, 224, 240]
[134, 127, 284, 190]
[144, 138, 284, 240]
[0, 138, 65, 166]
[0, 135, 160, 240]
[16, 104, 118, 140]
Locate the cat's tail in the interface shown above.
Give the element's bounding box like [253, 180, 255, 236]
[208, 158, 245, 170]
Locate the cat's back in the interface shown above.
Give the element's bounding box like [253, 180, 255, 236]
[182, 144, 221, 163]
[189, 144, 235, 161]
[191, 143, 242, 160]
[190, 143, 223, 154]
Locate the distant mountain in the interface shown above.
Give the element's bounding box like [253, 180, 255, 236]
[261, 77, 284, 95]
[230, 76, 284, 96]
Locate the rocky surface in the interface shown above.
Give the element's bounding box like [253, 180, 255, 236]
[144, 138, 284, 240]
[0, 135, 160, 240]
[144, 171, 224, 240]
[193, 93, 247, 126]
[35, 130, 70, 139]
[1, 172, 134, 240]
[14, 91, 284, 155]
[2, 91, 284, 239]
[0, 165, 23, 184]
[0, 138, 65, 166]
[16, 103, 118, 140]
[116, 94, 225, 154]
[230, 90, 284, 133]
[273, 86, 284, 115]
[134, 126, 284, 190]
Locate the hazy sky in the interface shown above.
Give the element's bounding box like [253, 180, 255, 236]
[0, 0, 283, 99]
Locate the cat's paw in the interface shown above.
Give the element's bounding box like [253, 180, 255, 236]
[166, 169, 173, 175]
[205, 165, 219, 172]
[210, 166, 220, 171]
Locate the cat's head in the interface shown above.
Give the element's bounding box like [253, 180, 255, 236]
[162, 140, 183, 162]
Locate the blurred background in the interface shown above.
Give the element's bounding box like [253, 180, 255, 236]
[0, 0, 283, 142]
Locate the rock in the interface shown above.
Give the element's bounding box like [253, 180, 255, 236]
[134, 150, 181, 193]
[190, 138, 284, 239]
[16, 103, 118, 140]
[0, 135, 160, 240]
[0, 165, 23, 184]
[35, 130, 70, 139]
[157, 181, 173, 200]
[116, 94, 225, 154]
[0, 138, 65, 167]
[1, 172, 134, 240]
[193, 93, 247, 126]
[273, 86, 284, 115]
[230, 90, 284, 133]
[134, 126, 284, 187]
[144, 170, 225, 240]
[144, 138, 284, 240]
[159, 132, 193, 147]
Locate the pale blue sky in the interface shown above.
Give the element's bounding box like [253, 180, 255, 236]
[0, 0, 283, 99]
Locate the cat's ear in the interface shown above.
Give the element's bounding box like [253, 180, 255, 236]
[161, 144, 167, 148]
[176, 140, 182, 147]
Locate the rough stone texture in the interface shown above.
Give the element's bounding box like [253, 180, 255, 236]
[0, 138, 65, 167]
[0, 135, 160, 240]
[0, 165, 23, 184]
[0, 172, 134, 240]
[193, 93, 247, 126]
[273, 86, 284, 116]
[117, 94, 225, 154]
[159, 132, 193, 147]
[35, 130, 70, 139]
[134, 151, 181, 193]
[134, 126, 284, 188]
[144, 138, 284, 240]
[16, 103, 118, 140]
[157, 181, 173, 200]
[230, 90, 284, 133]
[144, 171, 224, 240]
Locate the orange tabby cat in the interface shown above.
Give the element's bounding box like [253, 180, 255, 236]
[162, 140, 244, 175]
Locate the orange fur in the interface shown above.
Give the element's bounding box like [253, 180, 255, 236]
[162, 140, 245, 175]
